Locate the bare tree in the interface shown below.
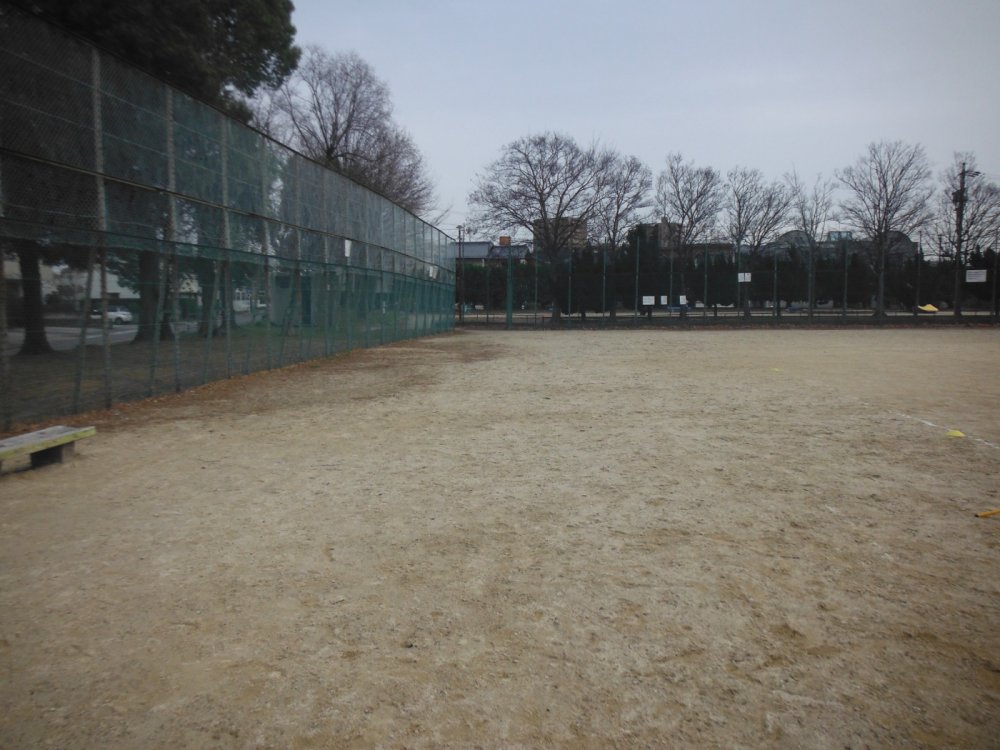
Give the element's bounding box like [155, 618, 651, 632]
[594, 154, 652, 250]
[655, 153, 722, 310]
[724, 167, 791, 314]
[929, 153, 1000, 315]
[592, 154, 651, 319]
[747, 180, 792, 252]
[655, 153, 723, 248]
[269, 48, 390, 165]
[357, 125, 436, 217]
[468, 132, 614, 317]
[786, 171, 836, 246]
[254, 46, 436, 215]
[785, 171, 836, 313]
[838, 141, 933, 317]
[725, 168, 792, 250]
[724, 167, 761, 254]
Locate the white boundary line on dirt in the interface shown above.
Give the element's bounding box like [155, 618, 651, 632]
[896, 412, 999, 449]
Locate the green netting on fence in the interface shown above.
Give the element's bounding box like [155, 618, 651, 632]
[0, 6, 454, 429]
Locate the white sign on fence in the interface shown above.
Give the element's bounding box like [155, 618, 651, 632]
[738, 273, 751, 283]
[679, 295, 687, 305]
[660, 296, 669, 305]
[642, 295, 655, 306]
[966, 269, 987, 283]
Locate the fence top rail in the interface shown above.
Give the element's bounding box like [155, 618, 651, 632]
[0, 5, 455, 269]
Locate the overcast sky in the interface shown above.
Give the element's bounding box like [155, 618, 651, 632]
[290, 0, 1000, 238]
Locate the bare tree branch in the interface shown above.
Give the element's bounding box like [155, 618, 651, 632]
[251, 46, 436, 216]
[837, 141, 933, 316]
[930, 152, 1000, 260]
[468, 132, 610, 261]
[593, 154, 652, 249]
[785, 170, 836, 248]
[468, 132, 615, 315]
[655, 153, 723, 249]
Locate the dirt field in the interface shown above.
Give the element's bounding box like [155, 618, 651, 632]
[2, 328, 999, 748]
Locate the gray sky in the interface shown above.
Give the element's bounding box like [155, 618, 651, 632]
[291, 0, 1000, 238]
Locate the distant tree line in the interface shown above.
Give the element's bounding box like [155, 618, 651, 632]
[468, 134, 1000, 320]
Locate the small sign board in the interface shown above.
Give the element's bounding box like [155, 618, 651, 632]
[498, 235, 511, 246]
[966, 269, 987, 283]
[642, 295, 655, 306]
[679, 295, 687, 305]
[738, 272, 751, 283]
[659, 295, 669, 305]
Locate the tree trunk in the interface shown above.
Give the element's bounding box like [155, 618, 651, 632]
[134, 250, 159, 342]
[132, 251, 178, 341]
[546, 271, 562, 322]
[196, 261, 217, 337]
[17, 245, 54, 354]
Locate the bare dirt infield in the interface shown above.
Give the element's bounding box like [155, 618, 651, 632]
[2, 328, 999, 748]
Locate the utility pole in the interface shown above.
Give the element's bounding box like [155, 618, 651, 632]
[952, 163, 981, 317]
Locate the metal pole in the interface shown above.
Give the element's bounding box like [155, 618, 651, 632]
[92, 49, 113, 409]
[533, 249, 538, 327]
[567, 251, 572, 320]
[602, 245, 606, 324]
[0, 181, 9, 427]
[703, 246, 708, 319]
[992, 229, 999, 322]
[668, 252, 674, 317]
[735, 245, 740, 314]
[773, 249, 779, 318]
[807, 243, 814, 320]
[505, 243, 513, 329]
[457, 225, 464, 324]
[633, 233, 639, 323]
[842, 241, 848, 317]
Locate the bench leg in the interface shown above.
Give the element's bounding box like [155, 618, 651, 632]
[30, 443, 72, 468]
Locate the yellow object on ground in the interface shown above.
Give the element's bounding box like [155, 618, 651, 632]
[947, 429, 965, 438]
[918, 304, 939, 313]
[976, 508, 1000, 518]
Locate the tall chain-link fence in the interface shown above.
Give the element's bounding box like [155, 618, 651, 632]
[0, 6, 455, 430]
[455, 240, 999, 328]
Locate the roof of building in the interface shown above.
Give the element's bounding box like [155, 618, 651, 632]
[457, 241, 532, 260]
[456, 241, 492, 260]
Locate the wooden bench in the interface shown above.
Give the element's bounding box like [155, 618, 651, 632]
[0, 425, 96, 472]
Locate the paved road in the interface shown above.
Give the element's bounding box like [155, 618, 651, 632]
[3, 322, 202, 356]
[3, 325, 138, 355]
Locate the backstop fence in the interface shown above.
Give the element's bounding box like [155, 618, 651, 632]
[0, 6, 455, 430]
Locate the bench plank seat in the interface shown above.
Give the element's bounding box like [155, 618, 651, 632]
[0, 425, 96, 470]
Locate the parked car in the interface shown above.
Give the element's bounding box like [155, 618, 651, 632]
[90, 305, 133, 325]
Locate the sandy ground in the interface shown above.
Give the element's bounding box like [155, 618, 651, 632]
[1, 328, 999, 749]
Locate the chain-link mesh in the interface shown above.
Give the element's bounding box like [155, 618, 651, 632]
[455, 243, 998, 328]
[0, 6, 455, 429]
